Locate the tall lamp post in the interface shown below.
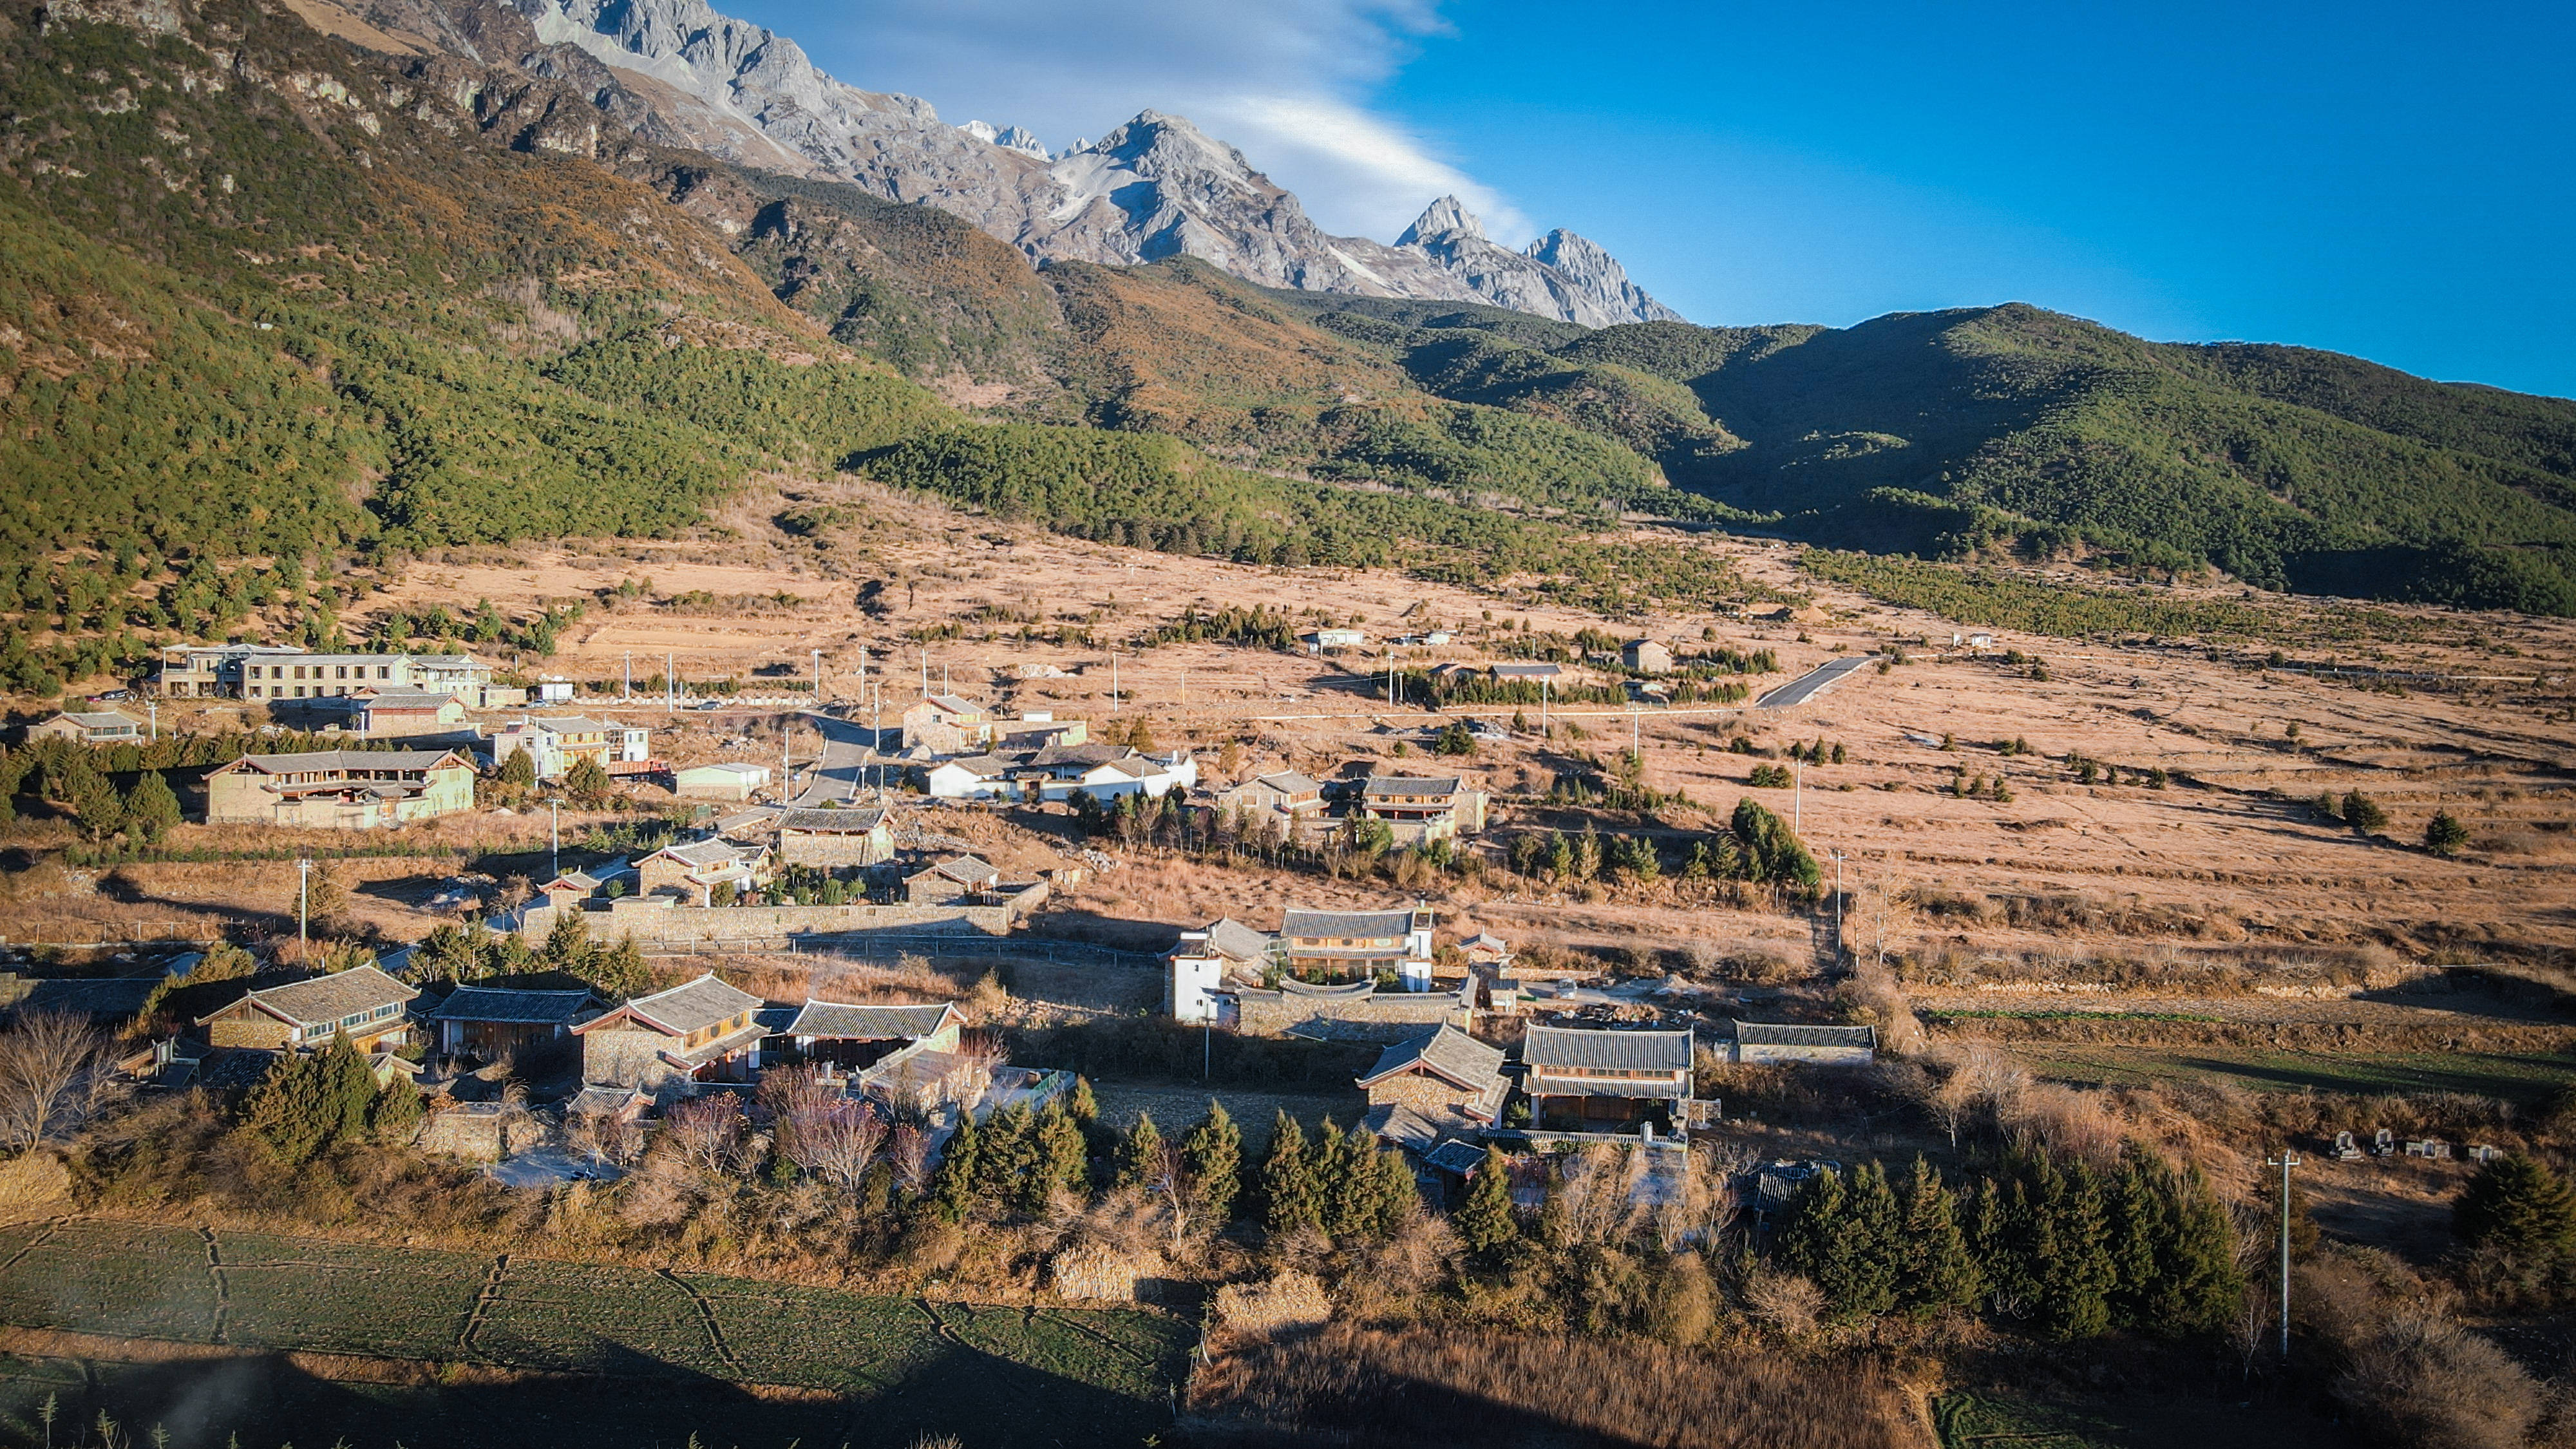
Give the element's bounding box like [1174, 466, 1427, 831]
[296, 857, 312, 955]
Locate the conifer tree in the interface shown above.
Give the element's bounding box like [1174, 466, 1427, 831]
[1453, 1144, 1519, 1255]
[1180, 1101, 1242, 1225]
[1366, 1141, 1418, 1236]
[978, 1101, 1036, 1204]
[2455, 1155, 2576, 1264]
[1113, 1112, 1163, 1193]
[1784, 1164, 1900, 1318]
[1260, 1112, 1321, 1235]
[930, 1110, 981, 1222]
[2032, 1155, 2116, 1340]
[2148, 1164, 2246, 1337]
[122, 770, 181, 842]
[1028, 1099, 1088, 1209]
[1896, 1157, 1981, 1316]
[1312, 1119, 1363, 1236]
[2107, 1155, 2173, 1328]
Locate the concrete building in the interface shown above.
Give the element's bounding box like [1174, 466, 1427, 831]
[775, 807, 894, 869]
[350, 690, 466, 734]
[26, 710, 144, 745]
[488, 716, 649, 781]
[636, 839, 768, 905]
[900, 694, 993, 756]
[1164, 917, 1274, 1023]
[1622, 639, 1674, 674]
[151, 643, 307, 698]
[673, 762, 771, 800]
[204, 749, 475, 828]
[1298, 628, 1367, 654]
[234, 652, 511, 708]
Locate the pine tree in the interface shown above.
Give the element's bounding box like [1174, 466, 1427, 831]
[1113, 1112, 1163, 1193]
[1896, 1157, 1981, 1316]
[930, 1111, 981, 1222]
[539, 911, 598, 976]
[2032, 1155, 2116, 1340]
[497, 749, 537, 792]
[2425, 810, 2471, 857]
[1454, 1144, 1519, 1255]
[71, 772, 124, 840]
[2148, 1164, 2246, 1338]
[1784, 1164, 1900, 1319]
[1312, 1119, 1361, 1236]
[563, 755, 612, 804]
[2107, 1155, 2172, 1329]
[583, 935, 652, 1001]
[1180, 1101, 1242, 1225]
[122, 770, 181, 842]
[978, 1102, 1036, 1206]
[1259, 1112, 1321, 1236]
[1366, 1141, 1418, 1236]
[1028, 1099, 1088, 1209]
[2456, 1155, 2576, 1262]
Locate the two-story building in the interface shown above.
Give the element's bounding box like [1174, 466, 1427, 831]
[1278, 905, 1436, 990]
[236, 652, 509, 708]
[151, 643, 308, 698]
[1519, 1024, 1696, 1132]
[1357, 1023, 1510, 1163]
[425, 986, 602, 1059]
[900, 694, 993, 756]
[1357, 775, 1488, 845]
[1214, 770, 1326, 839]
[204, 749, 476, 828]
[196, 965, 419, 1053]
[571, 973, 766, 1094]
[1164, 917, 1276, 1023]
[635, 839, 768, 904]
[487, 716, 650, 781]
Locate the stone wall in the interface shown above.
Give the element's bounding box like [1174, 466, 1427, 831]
[520, 898, 1017, 946]
[1229, 982, 1473, 1043]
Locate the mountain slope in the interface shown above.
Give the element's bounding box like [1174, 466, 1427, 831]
[354, 0, 1682, 325]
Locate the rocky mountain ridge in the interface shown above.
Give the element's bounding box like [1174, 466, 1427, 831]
[323, 0, 1681, 325]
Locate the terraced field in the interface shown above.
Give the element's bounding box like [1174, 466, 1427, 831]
[0, 1218, 1191, 1447]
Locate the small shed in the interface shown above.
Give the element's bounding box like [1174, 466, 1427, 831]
[775, 807, 895, 869]
[1621, 639, 1673, 674]
[905, 855, 1001, 904]
[674, 762, 772, 800]
[1730, 1021, 1877, 1066]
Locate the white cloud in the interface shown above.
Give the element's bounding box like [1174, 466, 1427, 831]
[773, 0, 1529, 243]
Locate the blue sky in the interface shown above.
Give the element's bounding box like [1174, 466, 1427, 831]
[743, 1, 2575, 396]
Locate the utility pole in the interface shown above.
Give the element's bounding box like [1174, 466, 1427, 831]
[1629, 703, 1640, 756]
[920, 649, 927, 697]
[665, 651, 674, 715]
[1110, 654, 1121, 714]
[296, 857, 312, 955]
[1540, 675, 1549, 735]
[1829, 849, 1846, 965]
[549, 800, 560, 879]
[2267, 1149, 2302, 1361]
[147, 701, 156, 742]
[623, 652, 630, 701]
[1794, 757, 1804, 831]
[812, 648, 823, 702]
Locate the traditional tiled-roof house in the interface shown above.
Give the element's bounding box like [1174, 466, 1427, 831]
[1215, 770, 1326, 838]
[904, 855, 1002, 904]
[636, 839, 768, 905]
[204, 749, 475, 828]
[1520, 1024, 1695, 1132]
[1730, 1021, 1878, 1066]
[1358, 775, 1488, 844]
[570, 973, 766, 1093]
[775, 808, 895, 869]
[1357, 1025, 1508, 1147]
[426, 986, 601, 1057]
[350, 690, 467, 734]
[1278, 905, 1435, 990]
[780, 999, 962, 1070]
[197, 965, 419, 1053]
[923, 753, 1018, 800]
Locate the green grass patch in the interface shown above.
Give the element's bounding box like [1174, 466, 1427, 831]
[2010, 1044, 2576, 1101]
[1936, 1392, 2123, 1448]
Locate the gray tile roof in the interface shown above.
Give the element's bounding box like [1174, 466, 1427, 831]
[225, 749, 466, 773]
[786, 999, 958, 1039]
[1362, 775, 1463, 799]
[1522, 1024, 1695, 1074]
[1236, 770, 1321, 795]
[57, 711, 142, 730]
[1029, 743, 1133, 768]
[1200, 918, 1274, 963]
[777, 808, 889, 832]
[618, 974, 762, 1035]
[1280, 907, 1419, 941]
[426, 987, 596, 1025]
[1732, 1021, 1878, 1049]
[656, 840, 761, 869]
[911, 855, 999, 886]
[1423, 1139, 1492, 1175]
[208, 965, 417, 1028]
[1490, 663, 1562, 678]
[1359, 1025, 1506, 1091]
[1361, 1101, 1448, 1153]
[934, 753, 1018, 778]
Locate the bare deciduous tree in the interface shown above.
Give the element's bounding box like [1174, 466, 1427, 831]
[787, 1099, 888, 1189]
[0, 1012, 111, 1153]
[663, 1095, 746, 1175]
[887, 1122, 932, 1195]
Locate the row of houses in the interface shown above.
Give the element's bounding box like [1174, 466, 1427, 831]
[925, 742, 1199, 803]
[186, 961, 972, 1108]
[1206, 769, 1489, 846]
[153, 645, 518, 708]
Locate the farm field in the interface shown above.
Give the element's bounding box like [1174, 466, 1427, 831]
[0, 1219, 1191, 1448]
[2002, 1044, 2576, 1101]
[1932, 1390, 2358, 1449]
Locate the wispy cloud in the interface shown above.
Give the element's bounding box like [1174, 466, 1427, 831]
[770, 0, 1531, 243]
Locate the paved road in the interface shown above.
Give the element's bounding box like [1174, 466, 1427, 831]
[1754, 654, 1875, 710]
[789, 712, 892, 806]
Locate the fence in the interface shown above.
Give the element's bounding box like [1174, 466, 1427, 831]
[760, 934, 1164, 970]
[0, 920, 243, 951]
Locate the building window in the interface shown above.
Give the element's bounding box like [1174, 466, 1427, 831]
[293, 687, 305, 698]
